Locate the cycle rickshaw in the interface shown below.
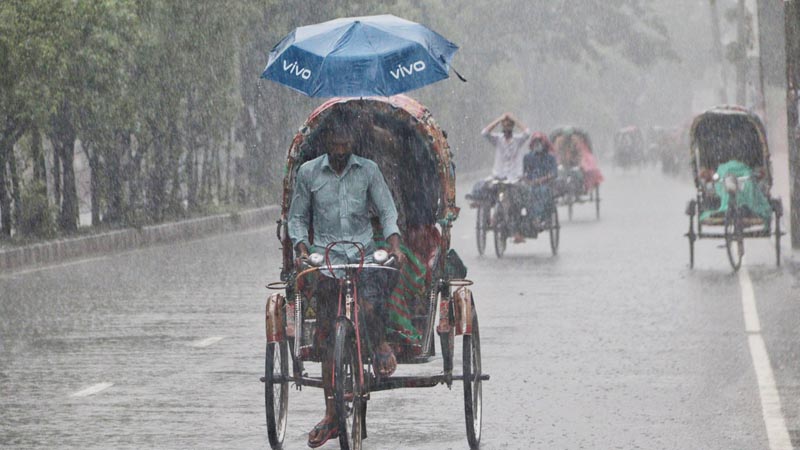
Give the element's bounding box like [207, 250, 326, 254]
[469, 180, 560, 259]
[613, 125, 646, 169]
[684, 106, 784, 271]
[550, 127, 604, 220]
[263, 95, 487, 449]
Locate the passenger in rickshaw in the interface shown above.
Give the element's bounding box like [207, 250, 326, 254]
[523, 132, 558, 228]
[287, 118, 407, 448]
[695, 126, 772, 227]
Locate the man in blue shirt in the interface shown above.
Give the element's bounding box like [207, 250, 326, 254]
[288, 123, 405, 448]
[523, 133, 558, 228]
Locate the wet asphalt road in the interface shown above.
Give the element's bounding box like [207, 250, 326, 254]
[1, 168, 799, 449]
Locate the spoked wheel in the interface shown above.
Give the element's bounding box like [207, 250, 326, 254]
[265, 341, 289, 450]
[548, 207, 560, 256]
[493, 208, 507, 258]
[594, 186, 600, 219]
[724, 209, 744, 271]
[493, 226, 507, 258]
[775, 208, 782, 267]
[567, 196, 574, 221]
[463, 309, 482, 449]
[334, 320, 365, 450]
[476, 204, 488, 256]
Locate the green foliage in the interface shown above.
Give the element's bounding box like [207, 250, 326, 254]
[2, 0, 683, 239]
[17, 181, 56, 239]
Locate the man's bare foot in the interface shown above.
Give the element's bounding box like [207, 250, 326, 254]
[308, 416, 338, 448]
[374, 342, 397, 377]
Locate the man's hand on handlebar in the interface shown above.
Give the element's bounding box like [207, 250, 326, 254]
[294, 242, 310, 269]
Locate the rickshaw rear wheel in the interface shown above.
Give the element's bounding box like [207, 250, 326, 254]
[463, 309, 482, 449]
[775, 209, 781, 267]
[265, 341, 289, 450]
[334, 320, 365, 450]
[549, 207, 560, 255]
[567, 197, 574, 221]
[724, 209, 744, 271]
[493, 207, 507, 258]
[476, 204, 488, 256]
[594, 186, 600, 219]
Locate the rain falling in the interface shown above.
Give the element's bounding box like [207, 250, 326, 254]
[1, 1, 799, 449]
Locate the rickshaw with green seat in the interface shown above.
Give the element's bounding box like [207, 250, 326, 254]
[685, 106, 784, 271]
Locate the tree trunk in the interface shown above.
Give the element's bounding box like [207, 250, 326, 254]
[735, 0, 748, 105]
[0, 121, 28, 236]
[199, 140, 212, 205]
[59, 138, 79, 232]
[0, 144, 10, 236]
[710, 0, 729, 103]
[224, 129, 232, 203]
[8, 145, 22, 230]
[104, 132, 123, 224]
[52, 139, 62, 212]
[214, 137, 222, 204]
[83, 141, 102, 226]
[786, 0, 800, 248]
[31, 125, 47, 194]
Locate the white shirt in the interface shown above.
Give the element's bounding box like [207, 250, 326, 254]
[483, 130, 531, 181]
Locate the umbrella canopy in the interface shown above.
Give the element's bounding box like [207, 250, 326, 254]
[261, 14, 459, 97]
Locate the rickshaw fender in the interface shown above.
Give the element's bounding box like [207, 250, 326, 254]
[685, 199, 696, 216]
[265, 293, 286, 343]
[771, 198, 783, 217]
[453, 287, 474, 336]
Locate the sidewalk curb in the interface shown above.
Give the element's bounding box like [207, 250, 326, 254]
[0, 206, 280, 273]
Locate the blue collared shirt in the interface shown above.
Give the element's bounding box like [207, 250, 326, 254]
[288, 153, 401, 264]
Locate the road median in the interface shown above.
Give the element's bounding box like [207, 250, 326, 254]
[0, 206, 279, 272]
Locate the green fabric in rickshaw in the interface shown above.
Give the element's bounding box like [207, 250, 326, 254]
[699, 160, 771, 224]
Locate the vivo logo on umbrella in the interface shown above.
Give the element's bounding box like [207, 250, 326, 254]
[390, 61, 426, 80]
[282, 60, 312, 80]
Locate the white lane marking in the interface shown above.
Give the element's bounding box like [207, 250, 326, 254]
[189, 336, 226, 348]
[739, 267, 792, 450]
[2, 256, 111, 277]
[739, 268, 761, 333]
[71, 382, 113, 397]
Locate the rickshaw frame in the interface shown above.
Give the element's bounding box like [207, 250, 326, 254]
[472, 179, 560, 258]
[550, 127, 602, 220]
[262, 95, 487, 450]
[684, 105, 784, 270]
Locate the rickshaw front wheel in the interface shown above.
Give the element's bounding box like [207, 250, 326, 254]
[724, 209, 744, 271]
[334, 320, 365, 450]
[476, 204, 488, 256]
[265, 341, 289, 450]
[549, 207, 560, 256]
[463, 309, 482, 449]
[594, 186, 601, 219]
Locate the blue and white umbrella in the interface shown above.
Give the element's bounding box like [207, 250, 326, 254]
[261, 14, 460, 97]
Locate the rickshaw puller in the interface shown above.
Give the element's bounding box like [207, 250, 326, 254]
[287, 122, 406, 448]
[470, 113, 531, 242]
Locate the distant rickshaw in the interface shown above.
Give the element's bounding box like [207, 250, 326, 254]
[684, 106, 784, 271]
[613, 125, 645, 169]
[649, 125, 685, 176]
[550, 127, 604, 220]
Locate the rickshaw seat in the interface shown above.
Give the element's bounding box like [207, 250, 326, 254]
[698, 210, 766, 227]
